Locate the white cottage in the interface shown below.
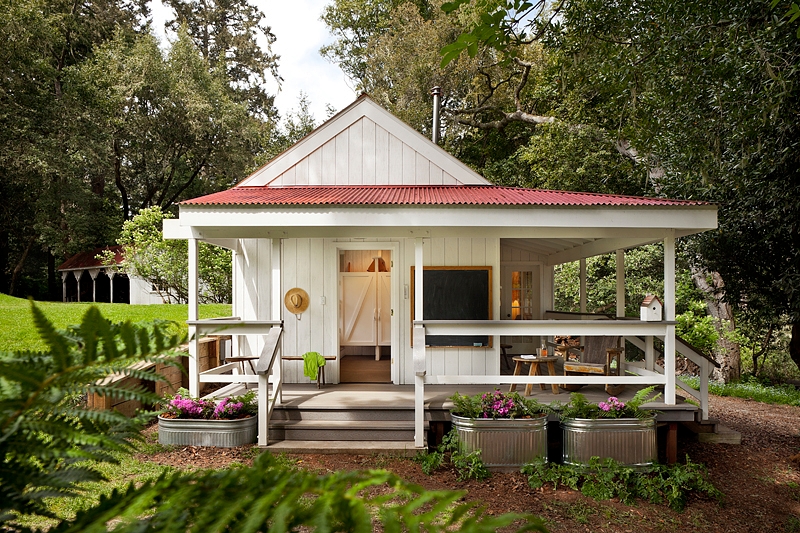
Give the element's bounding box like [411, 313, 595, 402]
[164, 95, 718, 448]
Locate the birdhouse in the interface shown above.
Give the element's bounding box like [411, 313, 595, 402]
[640, 295, 663, 321]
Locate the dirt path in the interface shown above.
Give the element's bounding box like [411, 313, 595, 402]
[140, 395, 800, 532]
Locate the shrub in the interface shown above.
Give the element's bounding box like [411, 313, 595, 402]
[521, 456, 723, 512]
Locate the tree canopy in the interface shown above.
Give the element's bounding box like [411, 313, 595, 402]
[0, 0, 279, 300]
[320, 0, 800, 376]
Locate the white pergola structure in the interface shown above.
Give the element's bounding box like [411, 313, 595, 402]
[164, 96, 718, 448]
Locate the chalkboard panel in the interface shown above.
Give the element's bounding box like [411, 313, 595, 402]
[410, 266, 492, 347]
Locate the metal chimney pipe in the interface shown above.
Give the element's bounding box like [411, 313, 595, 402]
[430, 86, 442, 144]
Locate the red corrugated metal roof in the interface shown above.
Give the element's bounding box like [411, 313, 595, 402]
[180, 186, 710, 207]
[58, 246, 123, 271]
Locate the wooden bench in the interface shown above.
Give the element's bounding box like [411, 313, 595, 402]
[281, 355, 336, 388]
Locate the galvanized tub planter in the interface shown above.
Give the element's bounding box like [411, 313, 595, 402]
[451, 414, 548, 471]
[157, 415, 257, 447]
[561, 416, 657, 470]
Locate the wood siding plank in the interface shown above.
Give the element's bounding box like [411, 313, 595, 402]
[402, 142, 415, 185]
[308, 148, 322, 185]
[362, 118, 376, 185]
[322, 140, 336, 185]
[335, 132, 348, 184]
[375, 125, 389, 185]
[430, 163, 444, 185]
[349, 119, 363, 185]
[295, 156, 309, 186]
[416, 152, 430, 185]
[388, 134, 402, 184]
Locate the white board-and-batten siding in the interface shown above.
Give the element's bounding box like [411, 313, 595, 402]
[267, 118, 460, 187]
[232, 236, 501, 385]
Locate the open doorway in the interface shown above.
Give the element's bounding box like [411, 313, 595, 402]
[338, 249, 392, 383]
[500, 264, 542, 374]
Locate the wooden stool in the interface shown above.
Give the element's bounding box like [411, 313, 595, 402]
[509, 356, 560, 395]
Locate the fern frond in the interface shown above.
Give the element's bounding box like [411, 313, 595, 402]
[29, 302, 71, 371]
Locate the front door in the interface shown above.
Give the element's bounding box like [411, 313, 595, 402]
[338, 249, 392, 383]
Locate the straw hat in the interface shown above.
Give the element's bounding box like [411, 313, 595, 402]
[284, 288, 310, 314]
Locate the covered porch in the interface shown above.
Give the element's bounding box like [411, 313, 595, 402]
[172, 222, 716, 450]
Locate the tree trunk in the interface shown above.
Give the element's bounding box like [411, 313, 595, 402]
[9, 236, 36, 296]
[0, 230, 8, 294]
[691, 267, 741, 382]
[791, 322, 800, 373]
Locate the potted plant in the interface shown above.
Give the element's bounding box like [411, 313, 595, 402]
[559, 386, 661, 469]
[158, 389, 258, 447]
[449, 390, 550, 471]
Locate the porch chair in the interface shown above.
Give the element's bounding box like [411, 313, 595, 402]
[562, 336, 625, 396]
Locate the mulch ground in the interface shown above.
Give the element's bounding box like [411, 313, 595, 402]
[139, 395, 800, 532]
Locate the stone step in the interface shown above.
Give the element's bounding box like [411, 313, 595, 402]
[262, 440, 423, 456]
[269, 419, 421, 442]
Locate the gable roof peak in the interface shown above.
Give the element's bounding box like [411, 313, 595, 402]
[239, 95, 490, 188]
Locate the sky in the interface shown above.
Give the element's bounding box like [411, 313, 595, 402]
[149, 0, 357, 123]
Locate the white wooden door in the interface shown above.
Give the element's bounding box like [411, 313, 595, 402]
[340, 272, 377, 345]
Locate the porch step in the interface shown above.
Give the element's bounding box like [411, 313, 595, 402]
[271, 407, 415, 422]
[682, 418, 742, 444]
[696, 424, 741, 444]
[269, 419, 421, 442]
[263, 440, 423, 456]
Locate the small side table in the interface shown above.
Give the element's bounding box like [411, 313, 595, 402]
[509, 356, 560, 395]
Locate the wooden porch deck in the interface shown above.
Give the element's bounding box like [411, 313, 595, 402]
[212, 382, 699, 422]
[201, 382, 710, 457]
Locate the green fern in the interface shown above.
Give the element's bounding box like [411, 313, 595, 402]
[0, 302, 183, 527]
[44, 453, 547, 533]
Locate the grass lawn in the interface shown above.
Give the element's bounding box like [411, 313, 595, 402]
[0, 293, 231, 354]
[14, 433, 180, 531]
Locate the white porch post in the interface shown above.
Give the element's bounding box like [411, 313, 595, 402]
[61, 272, 68, 302]
[188, 238, 200, 397]
[615, 249, 625, 318]
[258, 238, 281, 447]
[413, 237, 426, 448]
[615, 249, 626, 376]
[579, 258, 587, 314]
[74, 271, 81, 302]
[664, 231, 676, 404]
[88, 268, 100, 302]
[108, 272, 115, 304]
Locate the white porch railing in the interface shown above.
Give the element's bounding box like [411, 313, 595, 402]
[626, 335, 718, 420]
[187, 317, 283, 446]
[411, 319, 680, 447]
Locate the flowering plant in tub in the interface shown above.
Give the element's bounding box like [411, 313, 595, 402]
[160, 388, 257, 420]
[450, 389, 550, 419]
[559, 386, 661, 420]
[559, 386, 662, 469]
[157, 389, 258, 447]
[449, 390, 550, 471]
